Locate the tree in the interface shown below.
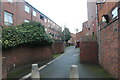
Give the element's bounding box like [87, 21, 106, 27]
[62, 27, 71, 42]
[75, 28, 79, 34]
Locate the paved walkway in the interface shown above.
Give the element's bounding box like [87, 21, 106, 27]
[39, 46, 112, 78]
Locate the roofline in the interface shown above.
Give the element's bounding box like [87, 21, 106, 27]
[24, 0, 61, 28]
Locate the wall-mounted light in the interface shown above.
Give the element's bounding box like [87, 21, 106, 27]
[102, 15, 109, 23]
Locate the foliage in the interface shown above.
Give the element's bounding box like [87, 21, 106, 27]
[62, 27, 71, 42]
[2, 21, 53, 49]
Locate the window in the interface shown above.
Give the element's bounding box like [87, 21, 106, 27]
[50, 21, 52, 24]
[4, 11, 13, 25]
[44, 18, 47, 23]
[33, 10, 36, 17]
[112, 7, 118, 19]
[24, 19, 29, 22]
[25, 5, 30, 13]
[48, 19, 50, 23]
[8, 0, 12, 3]
[40, 15, 44, 21]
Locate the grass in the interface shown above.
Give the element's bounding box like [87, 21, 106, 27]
[7, 59, 53, 78]
[7, 49, 65, 78]
[7, 53, 63, 78]
[53, 53, 62, 59]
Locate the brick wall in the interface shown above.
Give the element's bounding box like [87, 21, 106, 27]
[118, 2, 120, 78]
[80, 36, 98, 64]
[98, 2, 120, 78]
[52, 41, 64, 54]
[2, 45, 53, 75]
[76, 31, 83, 42]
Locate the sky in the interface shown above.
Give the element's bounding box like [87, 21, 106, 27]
[25, 0, 88, 33]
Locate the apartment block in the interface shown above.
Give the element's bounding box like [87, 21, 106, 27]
[87, 1, 97, 36]
[0, 0, 62, 40]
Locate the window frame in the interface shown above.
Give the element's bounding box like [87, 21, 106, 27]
[4, 11, 13, 26]
[33, 10, 37, 17]
[112, 7, 118, 19]
[25, 5, 30, 13]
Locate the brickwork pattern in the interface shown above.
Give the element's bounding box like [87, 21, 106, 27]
[98, 2, 120, 78]
[80, 36, 98, 64]
[2, 46, 53, 73]
[52, 41, 64, 54]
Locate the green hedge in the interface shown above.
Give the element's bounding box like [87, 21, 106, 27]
[2, 21, 53, 49]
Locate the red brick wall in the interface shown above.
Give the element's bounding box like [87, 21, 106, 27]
[98, 2, 120, 78]
[52, 41, 64, 54]
[80, 36, 98, 64]
[76, 31, 83, 42]
[2, 45, 53, 73]
[70, 33, 76, 45]
[99, 20, 119, 78]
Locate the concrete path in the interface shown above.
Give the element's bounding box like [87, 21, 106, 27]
[39, 46, 112, 78]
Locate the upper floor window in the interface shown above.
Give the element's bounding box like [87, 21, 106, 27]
[24, 19, 29, 22]
[4, 11, 13, 25]
[25, 5, 30, 13]
[48, 19, 50, 23]
[44, 18, 47, 23]
[8, 0, 13, 3]
[40, 15, 44, 21]
[112, 7, 118, 19]
[33, 10, 36, 17]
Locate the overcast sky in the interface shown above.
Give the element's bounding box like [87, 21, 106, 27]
[25, 0, 88, 33]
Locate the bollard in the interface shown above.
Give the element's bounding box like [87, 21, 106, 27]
[31, 64, 40, 80]
[70, 65, 79, 80]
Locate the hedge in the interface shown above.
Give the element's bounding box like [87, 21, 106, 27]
[2, 21, 53, 49]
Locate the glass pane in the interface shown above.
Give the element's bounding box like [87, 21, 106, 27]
[33, 11, 36, 17]
[8, 0, 12, 3]
[24, 20, 29, 22]
[25, 5, 30, 13]
[9, 16, 13, 24]
[4, 12, 9, 22]
[112, 7, 118, 19]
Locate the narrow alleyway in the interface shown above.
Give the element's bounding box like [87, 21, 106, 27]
[39, 46, 112, 78]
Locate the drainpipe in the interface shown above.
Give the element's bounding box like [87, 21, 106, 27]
[96, 2, 101, 63]
[0, 0, 2, 79]
[118, 1, 120, 78]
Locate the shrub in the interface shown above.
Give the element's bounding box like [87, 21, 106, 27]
[2, 21, 53, 49]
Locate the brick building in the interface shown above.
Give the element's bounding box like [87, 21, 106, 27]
[79, 1, 120, 78]
[76, 31, 83, 42]
[87, 1, 97, 36]
[0, 0, 62, 40]
[68, 33, 76, 46]
[97, 1, 120, 78]
[82, 21, 91, 36]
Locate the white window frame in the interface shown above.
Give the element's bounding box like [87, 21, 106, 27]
[4, 11, 13, 25]
[112, 7, 118, 19]
[33, 10, 36, 17]
[48, 19, 50, 23]
[44, 18, 47, 23]
[8, 0, 13, 3]
[24, 19, 29, 22]
[25, 5, 30, 13]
